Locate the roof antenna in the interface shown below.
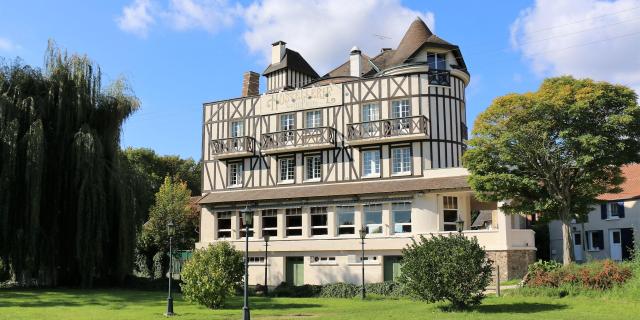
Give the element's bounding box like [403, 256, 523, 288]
[373, 34, 391, 40]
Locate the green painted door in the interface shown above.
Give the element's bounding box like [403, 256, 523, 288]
[384, 256, 402, 282]
[286, 257, 304, 286]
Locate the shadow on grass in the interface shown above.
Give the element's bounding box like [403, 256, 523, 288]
[0, 289, 176, 308]
[472, 302, 568, 313]
[224, 297, 321, 310]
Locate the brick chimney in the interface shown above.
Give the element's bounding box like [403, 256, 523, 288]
[242, 71, 260, 97]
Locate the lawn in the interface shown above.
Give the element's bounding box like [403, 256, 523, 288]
[1, 289, 639, 320]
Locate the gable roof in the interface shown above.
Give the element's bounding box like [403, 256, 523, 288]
[323, 53, 373, 78]
[598, 164, 640, 201]
[263, 48, 319, 78]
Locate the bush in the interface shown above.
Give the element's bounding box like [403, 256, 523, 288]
[524, 260, 632, 291]
[320, 282, 360, 298]
[271, 282, 322, 297]
[180, 242, 243, 309]
[528, 260, 562, 274]
[398, 234, 493, 309]
[365, 281, 405, 297]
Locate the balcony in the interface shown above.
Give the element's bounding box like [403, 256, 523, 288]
[346, 116, 429, 145]
[427, 69, 450, 86]
[261, 127, 336, 154]
[210, 136, 255, 159]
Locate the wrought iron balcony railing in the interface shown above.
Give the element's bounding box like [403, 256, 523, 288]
[210, 136, 255, 158]
[428, 69, 450, 86]
[347, 116, 429, 143]
[261, 127, 336, 152]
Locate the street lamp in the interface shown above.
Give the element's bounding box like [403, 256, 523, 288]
[359, 227, 367, 300]
[240, 206, 254, 320]
[455, 217, 465, 233]
[165, 220, 175, 317]
[263, 234, 270, 296]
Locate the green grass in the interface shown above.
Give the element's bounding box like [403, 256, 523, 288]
[1, 288, 640, 320]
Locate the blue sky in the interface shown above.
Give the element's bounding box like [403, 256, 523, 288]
[1, 0, 639, 160]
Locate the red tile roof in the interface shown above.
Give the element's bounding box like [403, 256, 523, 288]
[598, 164, 640, 201]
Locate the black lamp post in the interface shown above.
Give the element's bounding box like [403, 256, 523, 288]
[455, 217, 465, 233]
[359, 227, 367, 300]
[263, 234, 270, 296]
[165, 220, 175, 317]
[241, 206, 253, 320]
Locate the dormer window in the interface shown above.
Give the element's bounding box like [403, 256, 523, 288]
[427, 53, 447, 70]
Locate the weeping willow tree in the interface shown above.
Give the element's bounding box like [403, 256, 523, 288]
[0, 41, 142, 287]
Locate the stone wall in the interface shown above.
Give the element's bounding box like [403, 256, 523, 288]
[486, 250, 536, 281]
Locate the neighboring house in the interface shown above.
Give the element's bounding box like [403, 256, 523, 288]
[196, 18, 536, 286]
[549, 164, 640, 262]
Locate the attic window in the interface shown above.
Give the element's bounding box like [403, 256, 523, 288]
[427, 53, 447, 70]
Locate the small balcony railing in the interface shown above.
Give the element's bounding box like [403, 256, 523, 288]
[210, 136, 255, 158]
[347, 116, 429, 144]
[261, 127, 336, 153]
[428, 69, 450, 86]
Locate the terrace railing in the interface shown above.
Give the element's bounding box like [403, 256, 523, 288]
[347, 116, 429, 142]
[261, 127, 336, 151]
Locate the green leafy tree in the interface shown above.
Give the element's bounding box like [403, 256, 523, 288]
[181, 242, 244, 309]
[139, 176, 196, 277]
[0, 41, 141, 287]
[464, 76, 640, 265]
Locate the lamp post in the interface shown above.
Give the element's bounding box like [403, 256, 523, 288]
[165, 220, 175, 317]
[263, 234, 270, 296]
[241, 206, 254, 320]
[455, 218, 465, 233]
[359, 227, 367, 300]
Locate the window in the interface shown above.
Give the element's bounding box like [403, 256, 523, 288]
[362, 104, 380, 136]
[350, 255, 379, 264]
[364, 204, 383, 234]
[305, 155, 321, 181]
[239, 211, 254, 238]
[306, 110, 322, 128]
[262, 209, 278, 237]
[391, 147, 411, 175]
[311, 256, 336, 265]
[603, 202, 625, 219]
[391, 100, 410, 119]
[279, 157, 295, 182]
[392, 202, 412, 233]
[427, 53, 447, 70]
[310, 207, 328, 236]
[285, 208, 302, 236]
[362, 149, 380, 177]
[228, 162, 243, 187]
[443, 196, 458, 231]
[247, 256, 266, 265]
[231, 121, 244, 137]
[280, 113, 295, 143]
[217, 211, 232, 238]
[586, 230, 604, 251]
[337, 206, 355, 235]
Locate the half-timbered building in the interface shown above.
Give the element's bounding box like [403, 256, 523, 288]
[197, 18, 535, 285]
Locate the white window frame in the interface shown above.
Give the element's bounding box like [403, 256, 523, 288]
[362, 149, 380, 178]
[586, 230, 603, 251]
[364, 204, 383, 235]
[247, 256, 266, 265]
[285, 208, 303, 237]
[607, 202, 623, 219]
[217, 211, 232, 239]
[231, 120, 244, 137]
[391, 147, 412, 175]
[337, 206, 355, 235]
[228, 162, 243, 188]
[280, 113, 295, 144]
[310, 256, 337, 265]
[279, 157, 295, 183]
[392, 202, 412, 234]
[305, 110, 322, 128]
[362, 103, 380, 122]
[304, 154, 322, 181]
[427, 52, 447, 70]
[310, 207, 328, 236]
[442, 196, 458, 231]
[261, 209, 278, 237]
[391, 100, 410, 119]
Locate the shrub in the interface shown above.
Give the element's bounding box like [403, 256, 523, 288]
[365, 281, 405, 297]
[180, 242, 243, 309]
[320, 282, 360, 298]
[524, 260, 632, 291]
[528, 260, 562, 273]
[398, 234, 493, 309]
[271, 282, 322, 297]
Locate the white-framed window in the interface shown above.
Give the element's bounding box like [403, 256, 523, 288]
[305, 155, 321, 181]
[337, 206, 355, 235]
[228, 162, 243, 187]
[362, 103, 380, 136]
[349, 255, 379, 264]
[427, 52, 447, 70]
[285, 208, 302, 236]
[392, 202, 412, 233]
[362, 149, 380, 178]
[310, 207, 328, 236]
[364, 204, 383, 235]
[217, 211, 232, 238]
[262, 209, 278, 237]
[279, 157, 295, 182]
[231, 120, 244, 137]
[247, 256, 266, 265]
[239, 211, 254, 238]
[391, 147, 411, 175]
[443, 196, 458, 231]
[280, 113, 295, 143]
[310, 256, 336, 265]
[306, 110, 322, 128]
[391, 100, 410, 119]
[586, 230, 604, 251]
[605, 202, 625, 219]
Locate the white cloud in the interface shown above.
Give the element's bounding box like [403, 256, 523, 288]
[165, 0, 239, 33]
[242, 0, 435, 74]
[511, 0, 640, 93]
[0, 37, 19, 52]
[117, 0, 155, 37]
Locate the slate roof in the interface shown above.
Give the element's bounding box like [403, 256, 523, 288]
[263, 48, 319, 78]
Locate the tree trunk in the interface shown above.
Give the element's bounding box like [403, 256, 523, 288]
[561, 219, 574, 265]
